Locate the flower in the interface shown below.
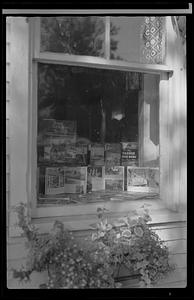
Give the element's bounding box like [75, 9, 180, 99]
[134, 226, 144, 237]
[121, 229, 131, 238]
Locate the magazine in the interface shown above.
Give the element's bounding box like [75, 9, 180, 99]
[45, 167, 87, 195]
[104, 166, 124, 191]
[87, 166, 105, 192]
[105, 166, 124, 178]
[45, 167, 66, 195]
[44, 134, 76, 146]
[90, 143, 105, 166]
[64, 167, 87, 193]
[105, 143, 121, 166]
[121, 142, 138, 166]
[75, 144, 88, 166]
[127, 167, 159, 192]
[44, 143, 88, 165]
[42, 119, 77, 136]
[105, 179, 124, 191]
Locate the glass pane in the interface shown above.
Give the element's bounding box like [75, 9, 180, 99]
[110, 16, 165, 64]
[37, 63, 160, 205]
[40, 16, 105, 57]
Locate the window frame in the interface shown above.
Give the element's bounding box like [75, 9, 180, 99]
[28, 17, 173, 219]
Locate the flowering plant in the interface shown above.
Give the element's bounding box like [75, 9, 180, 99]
[11, 203, 119, 288]
[90, 206, 174, 287]
[11, 203, 173, 288]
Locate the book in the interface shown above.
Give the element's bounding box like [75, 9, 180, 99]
[45, 134, 76, 145]
[105, 179, 124, 191]
[121, 142, 138, 166]
[45, 167, 66, 195]
[127, 167, 159, 192]
[64, 167, 87, 194]
[90, 143, 105, 166]
[41, 119, 77, 146]
[44, 143, 88, 165]
[75, 143, 88, 166]
[104, 166, 124, 191]
[105, 166, 124, 178]
[45, 167, 87, 195]
[87, 166, 105, 192]
[43, 119, 77, 136]
[105, 143, 121, 166]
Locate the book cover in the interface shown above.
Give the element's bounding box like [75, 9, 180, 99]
[104, 166, 124, 191]
[44, 144, 77, 163]
[45, 167, 87, 195]
[64, 167, 87, 194]
[44, 134, 76, 146]
[43, 119, 77, 136]
[121, 142, 138, 166]
[105, 179, 124, 191]
[44, 143, 88, 165]
[105, 143, 121, 166]
[90, 143, 105, 166]
[105, 166, 124, 178]
[127, 167, 159, 192]
[75, 143, 88, 166]
[87, 166, 105, 192]
[45, 167, 66, 195]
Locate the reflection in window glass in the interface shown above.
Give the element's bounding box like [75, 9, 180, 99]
[110, 17, 144, 63]
[37, 63, 141, 146]
[40, 16, 105, 57]
[36, 63, 160, 205]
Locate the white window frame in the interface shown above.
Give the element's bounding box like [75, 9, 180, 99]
[28, 17, 173, 219]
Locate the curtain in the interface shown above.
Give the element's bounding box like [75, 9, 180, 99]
[140, 16, 166, 64]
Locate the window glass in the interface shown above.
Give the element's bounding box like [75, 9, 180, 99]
[37, 63, 159, 206]
[40, 16, 105, 57]
[110, 16, 165, 64]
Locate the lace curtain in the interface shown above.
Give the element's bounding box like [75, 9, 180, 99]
[140, 16, 166, 64]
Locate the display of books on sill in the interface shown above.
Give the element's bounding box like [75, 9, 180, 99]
[87, 166, 105, 192]
[127, 167, 159, 193]
[121, 142, 138, 166]
[45, 166, 87, 195]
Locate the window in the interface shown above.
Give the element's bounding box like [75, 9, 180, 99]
[29, 16, 169, 217]
[40, 17, 105, 57]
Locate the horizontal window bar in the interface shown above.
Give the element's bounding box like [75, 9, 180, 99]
[34, 52, 173, 75]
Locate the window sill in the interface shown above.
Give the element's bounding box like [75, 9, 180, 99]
[31, 198, 187, 234]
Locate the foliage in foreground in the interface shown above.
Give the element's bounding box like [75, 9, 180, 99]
[11, 203, 174, 288]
